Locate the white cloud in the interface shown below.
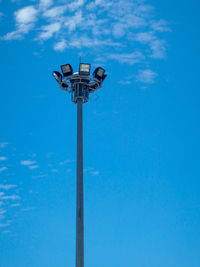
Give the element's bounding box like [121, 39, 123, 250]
[0, 222, 10, 228]
[108, 51, 144, 65]
[112, 23, 126, 38]
[20, 160, 36, 166]
[15, 6, 38, 24]
[1, 0, 170, 77]
[150, 19, 171, 32]
[134, 31, 155, 44]
[64, 10, 83, 32]
[90, 171, 99, 176]
[136, 69, 157, 84]
[54, 39, 67, 51]
[0, 143, 8, 149]
[118, 80, 132, 85]
[2, 6, 38, 40]
[38, 22, 61, 40]
[1, 194, 20, 201]
[42, 5, 67, 18]
[59, 159, 75, 165]
[28, 165, 39, 169]
[39, 0, 54, 10]
[133, 32, 166, 59]
[0, 209, 6, 215]
[0, 157, 7, 161]
[150, 39, 166, 59]
[69, 35, 121, 49]
[21, 160, 39, 170]
[0, 184, 16, 190]
[0, 167, 7, 173]
[32, 174, 48, 178]
[0, 182, 19, 230]
[68, 0, 85, 12]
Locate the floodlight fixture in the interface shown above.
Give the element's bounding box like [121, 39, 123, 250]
[61, 82, 69, 89]
[79, 63, 91, 76]
[93, 67, 107, 83]
[53, 64, 107, 103]
[52, 71, 62, 83]
[61, 64, 73, 77]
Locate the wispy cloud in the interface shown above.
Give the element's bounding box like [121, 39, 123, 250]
[0, 167, 8, 173]
[108, 51, 144, 65]
[20, 160, 37, 166]
[68, 0, 85, 12]
[0, 142, 8, 149]
[0, 184, 20, 229]
[2, 6, 38, 40]
[0, 157, 7, 161]
[1, 0, 171, 83]
[53, 39, 67, 51]
[28, 165, 39, 169]
[68, 35, 121, 49]
[1, 194, 20, 201]
[90, 171, 100, 176]
[37, 22, 61, 41]
[136, 69, 157, 83]
[0, 184, 16, 190]
[39, 0, 54, 10]
[130, 31, 166, 58]
[64, 10, 83, 32]
[59, 159, 75, 165]
[0, 222, 10, 228]
[21, 160, 39, 170]
[2, 0, 170, 56]
[32, 174, 48, 178]
[10, 203, 20, 207]
[118, 80, 132, 85]
[150, 39, 166, 59]
[42, 5, 67, 18]
[84, 167, 100, 176]
[150, 19, 171, 32]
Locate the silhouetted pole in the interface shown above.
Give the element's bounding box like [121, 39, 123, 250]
[52, 63, 107, 267]
[76, 99, 84, 267]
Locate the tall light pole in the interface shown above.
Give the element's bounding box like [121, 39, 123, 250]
[52, 63, 107, 267]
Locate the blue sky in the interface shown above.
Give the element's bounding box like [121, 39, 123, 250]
[0, 0, 200, 266]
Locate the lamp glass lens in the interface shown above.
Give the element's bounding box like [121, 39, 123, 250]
[80, 64, 90, 72]
[97, 68, 104, 77]
[53, 71, 62, 82]
[62, 65, 71, 74]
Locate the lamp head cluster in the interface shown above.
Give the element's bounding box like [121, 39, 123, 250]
[52, 63, 107, 103]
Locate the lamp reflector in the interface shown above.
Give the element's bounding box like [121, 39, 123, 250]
[61, 64, 73, 77]
[79, 63, 91, 75]
[93, 67, 107, 82]
[52, 71, 62, 83]
[97, 68, 105, 77]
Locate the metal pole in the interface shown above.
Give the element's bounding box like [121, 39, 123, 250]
[76, 99, 84, 267]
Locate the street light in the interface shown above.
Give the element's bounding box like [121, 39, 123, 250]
[61, 64, 73, 77]
[52, 62, 107, 267]
[79, 63, 91, 76]
[52, 71, 62, 83]
[93, 67, 107, 82]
